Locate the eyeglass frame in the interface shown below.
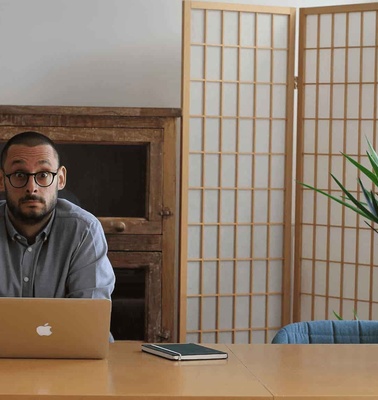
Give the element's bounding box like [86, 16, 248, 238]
[3, 170, 59, 188]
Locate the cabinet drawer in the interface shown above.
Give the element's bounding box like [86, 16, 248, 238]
[106, 234, 162, 252]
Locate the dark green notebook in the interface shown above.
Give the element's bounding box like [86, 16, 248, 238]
[141, 343, 228, 361]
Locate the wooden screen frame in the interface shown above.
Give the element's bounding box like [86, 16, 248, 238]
[294, 3, 378, 322]
[180, 0, 296, 343]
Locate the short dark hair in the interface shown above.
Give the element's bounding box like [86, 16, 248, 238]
[1, 131, 60, 168]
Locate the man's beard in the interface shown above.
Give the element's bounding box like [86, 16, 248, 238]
[5, 192, 57, 225]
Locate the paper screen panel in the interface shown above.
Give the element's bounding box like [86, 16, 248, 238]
[295, 3, 378, 322]
[181, 1, 295, 343]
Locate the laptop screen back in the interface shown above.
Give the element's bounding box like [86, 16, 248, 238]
[0, 297, 111, 359]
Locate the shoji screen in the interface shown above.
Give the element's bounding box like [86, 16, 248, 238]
[181, 1, 296, 343]
[295, 4, 378, 321]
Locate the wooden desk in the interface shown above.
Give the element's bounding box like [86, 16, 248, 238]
[2, 342, 378, 399]
[0, 342, 272, 400]
[229, 344, 378, 400]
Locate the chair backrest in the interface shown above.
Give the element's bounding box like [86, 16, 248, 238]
[271, 320, 378, 344]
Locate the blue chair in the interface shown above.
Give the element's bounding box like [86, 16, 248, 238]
[271, 320, 378, 344]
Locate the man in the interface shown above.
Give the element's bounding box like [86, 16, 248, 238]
[0, 131, 115, 299]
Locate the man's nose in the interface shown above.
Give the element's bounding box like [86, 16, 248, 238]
[25, 175, 38, 192]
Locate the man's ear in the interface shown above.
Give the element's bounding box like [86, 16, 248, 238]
[57, 166, 67, 190]
[0, 170, 5, 192]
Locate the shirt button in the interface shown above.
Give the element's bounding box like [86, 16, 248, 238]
[27, 247, 32, 252]
[23, 277, 29, 283]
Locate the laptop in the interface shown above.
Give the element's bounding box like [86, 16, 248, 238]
[0, 297, 111, 359]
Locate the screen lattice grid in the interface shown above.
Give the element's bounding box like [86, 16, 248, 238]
[181, 2, 295, 343]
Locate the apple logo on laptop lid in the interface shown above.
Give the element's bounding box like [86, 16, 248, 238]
[36, 323, 52, 336]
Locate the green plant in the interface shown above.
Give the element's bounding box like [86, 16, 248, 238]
[299, 139, 378, 232]
[301, 141, 374, 323]
[332, 310, 359, 321]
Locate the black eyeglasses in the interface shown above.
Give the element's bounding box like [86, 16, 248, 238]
[5, 171, 58, 188]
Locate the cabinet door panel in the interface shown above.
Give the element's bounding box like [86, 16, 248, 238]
[108, 252, 162, 342]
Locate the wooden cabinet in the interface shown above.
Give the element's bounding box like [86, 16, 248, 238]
[0, 105, 181, 342]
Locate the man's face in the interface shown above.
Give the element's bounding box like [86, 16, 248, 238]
[1, 144, 66, 225]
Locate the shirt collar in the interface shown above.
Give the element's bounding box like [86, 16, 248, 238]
[4, 206, 56, 243]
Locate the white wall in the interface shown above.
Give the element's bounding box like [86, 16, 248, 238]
[0, 0, 376, 108]
[0, 0, 182, 107]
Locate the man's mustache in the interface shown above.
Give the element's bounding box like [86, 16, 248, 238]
[19, 195, 45, 204]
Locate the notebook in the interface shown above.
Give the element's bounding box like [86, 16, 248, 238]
[141, 343, 228, 361]
[0, 297, 111, 359]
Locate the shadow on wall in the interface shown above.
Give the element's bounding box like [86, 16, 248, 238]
[4, 48, 181, 108]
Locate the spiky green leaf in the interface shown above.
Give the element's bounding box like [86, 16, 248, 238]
[331, 174, 378, 222]
[333, 310, 343, 320]
[366, 152, 378, 182]
[358, 178, 378, 217]
[298, 181, 374, 221]
[367, 139, 378, 166]
[299, 139, 378, 234]
[342, 152, 378, 186]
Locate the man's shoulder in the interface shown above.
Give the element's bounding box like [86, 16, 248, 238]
[55, 198, 99, 227]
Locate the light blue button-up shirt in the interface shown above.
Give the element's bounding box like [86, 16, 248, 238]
[0, 198, 115, 299]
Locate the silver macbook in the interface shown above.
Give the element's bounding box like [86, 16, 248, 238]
[0, 297, 111, 359]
